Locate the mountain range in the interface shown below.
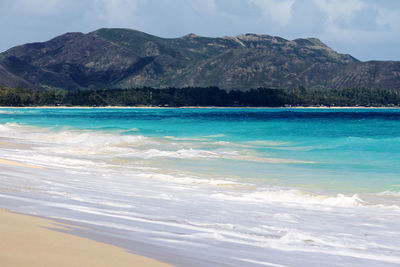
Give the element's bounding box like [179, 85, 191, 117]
[0, 28, 399, 91]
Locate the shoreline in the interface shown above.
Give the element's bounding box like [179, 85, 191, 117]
[0, 105, 399, 109]
[0, 208, 173, 267]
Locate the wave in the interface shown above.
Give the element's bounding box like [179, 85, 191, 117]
[1, 123, 309, 164]
[0, 110, 15, 114]
[163, 136, 209, 141]
[2, 122, 394, 210]
[125, 148, 239, 159]
[211, 189, 366, 208]
[123, 147, 313, 163]
[376, 190, 400, 197]
[202, 134, 227, 138]
[136, 172, 247, 188]
[0, 122, 148, 150]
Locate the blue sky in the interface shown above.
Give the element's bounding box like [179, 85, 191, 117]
[1, 0, 399, 61]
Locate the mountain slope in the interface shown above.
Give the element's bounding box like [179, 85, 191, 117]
[0, 28, 399, 90]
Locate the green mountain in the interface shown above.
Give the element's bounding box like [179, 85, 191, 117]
[0, 28, 399, 90]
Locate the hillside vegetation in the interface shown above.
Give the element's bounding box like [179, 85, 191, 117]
[1, 86, 399, 107]
[0, 28, 399, 91]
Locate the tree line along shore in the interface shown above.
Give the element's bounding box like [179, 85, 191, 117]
[0, 86, 399, 107]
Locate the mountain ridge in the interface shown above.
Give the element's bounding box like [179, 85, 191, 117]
[0, 28, 399, 91]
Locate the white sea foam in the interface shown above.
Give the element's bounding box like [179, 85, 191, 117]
[136, 172, 243, 188]
[203, 134, 227, 138]
[0, 110, 14, 114]
[376, 190, 400, 197]
[0, 123, 313, 167]
[0, 122, 22, 132]
[212, 189, 365, 208]
[163, 136, 209, 141]
[0, 123, 147, 147]
[126, 148, 239, 160]
[234, 258, 289, 267]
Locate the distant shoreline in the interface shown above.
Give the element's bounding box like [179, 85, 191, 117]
[1, 105, 399, 109]
[2, 87, 399, 108]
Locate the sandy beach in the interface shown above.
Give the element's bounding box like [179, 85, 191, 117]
[0, 209, 172, 267]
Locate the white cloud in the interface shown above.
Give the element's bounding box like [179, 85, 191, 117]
[0, 0, 399, 60]
[314, 0, 365, 23]
[92, 0, 141, 26]
[376, 6, 400, 29]
[313, 0, 400, 46]
[249, 0, 295, 25]
[10, 0, 68, 16]
[190, 0, 217, 14]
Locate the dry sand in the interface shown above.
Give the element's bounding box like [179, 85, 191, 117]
[0, 209, 172, 267]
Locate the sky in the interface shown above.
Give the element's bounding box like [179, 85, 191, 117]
[0, 0, 399, 61]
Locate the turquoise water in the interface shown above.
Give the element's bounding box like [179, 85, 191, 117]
[1, 108, 400, 266]
[1, 108, 399, 194]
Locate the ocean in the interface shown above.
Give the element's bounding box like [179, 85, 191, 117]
[0, 108, 400, 266]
